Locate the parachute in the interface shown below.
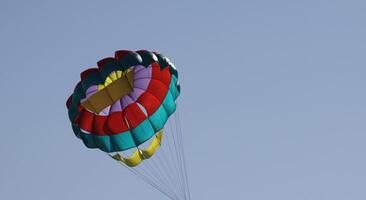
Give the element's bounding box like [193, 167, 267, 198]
[66, 50, 190, 200]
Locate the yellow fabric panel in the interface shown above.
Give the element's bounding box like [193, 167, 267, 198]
[105, 77, 133, 102]
[111, 130, 163, 167]
[80, 100, 95, 113]
[98, 85, 105, 90]
[104, 77, 113, 86]
[140, 131, 163, 159]
[116, 71, 122, 78]
[80, 70, 135, 113]
[109, 71, 118, 81]
[126, 70, 134, 86]
[115, 150, 143, 167]
[81, 89, 113, 113]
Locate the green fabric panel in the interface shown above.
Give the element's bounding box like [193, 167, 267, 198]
[162, 90, 176, 115]
[115, 52, 143, 71]
[110, 131, 136, 151]
[98, 59, 121, 79]
[138, 51, 158, 67]
[81, 71, 103, 93]
[83, 53, 142, 84]
[99, 52, 143, 80]
[72, 83, 85, 106]
[130, 119, 155, 146]
[148, 105, 168, 132]
[177, 84, 181, 93]
[71, 124, 81, 138]
[68, 105, 78, 122]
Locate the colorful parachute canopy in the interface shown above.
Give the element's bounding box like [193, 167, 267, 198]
[66, 50, 190, 200]
[66, 50, 179, 151]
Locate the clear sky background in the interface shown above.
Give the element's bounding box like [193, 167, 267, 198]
[0, 0, 365, 200]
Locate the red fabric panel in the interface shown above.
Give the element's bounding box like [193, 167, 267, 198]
[134, 62, 171, 115]
[151, 62, 171, 87]
[66, 95, 72, 109]
[93, 115, 109, 136]
[106, 112, 129, 134]
[123, 103, 147, 129]
[136, 92, 161, 116]
[77, 106, 83, 113]
[78, 109, 94, 133]
[115, 50, 132, 59]
[136, 50, 147, 53]
[145, 79, 169, 102]
[77, 108, 131, 135]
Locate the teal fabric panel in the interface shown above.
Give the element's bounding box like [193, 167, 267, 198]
[148, 105, 168, 132]
[110, 131, 136, 151]
[93, 135, 113, 152]
[79, 130, 98, 149]
[162, 91, 176, 115]
[78, 129, 137, 152]
[130, 119, 155, 146]
[169, 76, 179, 100]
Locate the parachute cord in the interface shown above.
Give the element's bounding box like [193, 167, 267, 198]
[165, 119, 187, 199]
[110, 153, 176, 200]
[166, 117, 184, 196]
[169, 113, 188, 200]
[154, 140, 185, 199]
[176, 105, 191, 200]
[153, 133, 183, 198]
[137, 147, 181, 200]
[172, 111, 188, 199]
[119, 148, 179, 200]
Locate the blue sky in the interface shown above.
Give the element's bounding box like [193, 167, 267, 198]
[0, 0, 365, 199]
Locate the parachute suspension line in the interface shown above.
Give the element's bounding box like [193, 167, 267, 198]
[175, 105, 191, 200]
[150, 127, 187, 200]
[168, 109, 190, 200]
[152, 145, 179, 195]
[167, 120, 188, 199]
[114, 126, 189, 200]
[164, 119, 187, 199]
[156, 132, 184, 197]
[118, 149, 179, 200]
[138, 145, 182, 200]
[170, 114, 187, 200]
[110, 151, 176, 200]
[174, 66, 191, 200]
[136, 146, 177, 199]
[168, 117, 187, 200]
[154, 136, 185, 199]
[139, 145, 181, 200]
